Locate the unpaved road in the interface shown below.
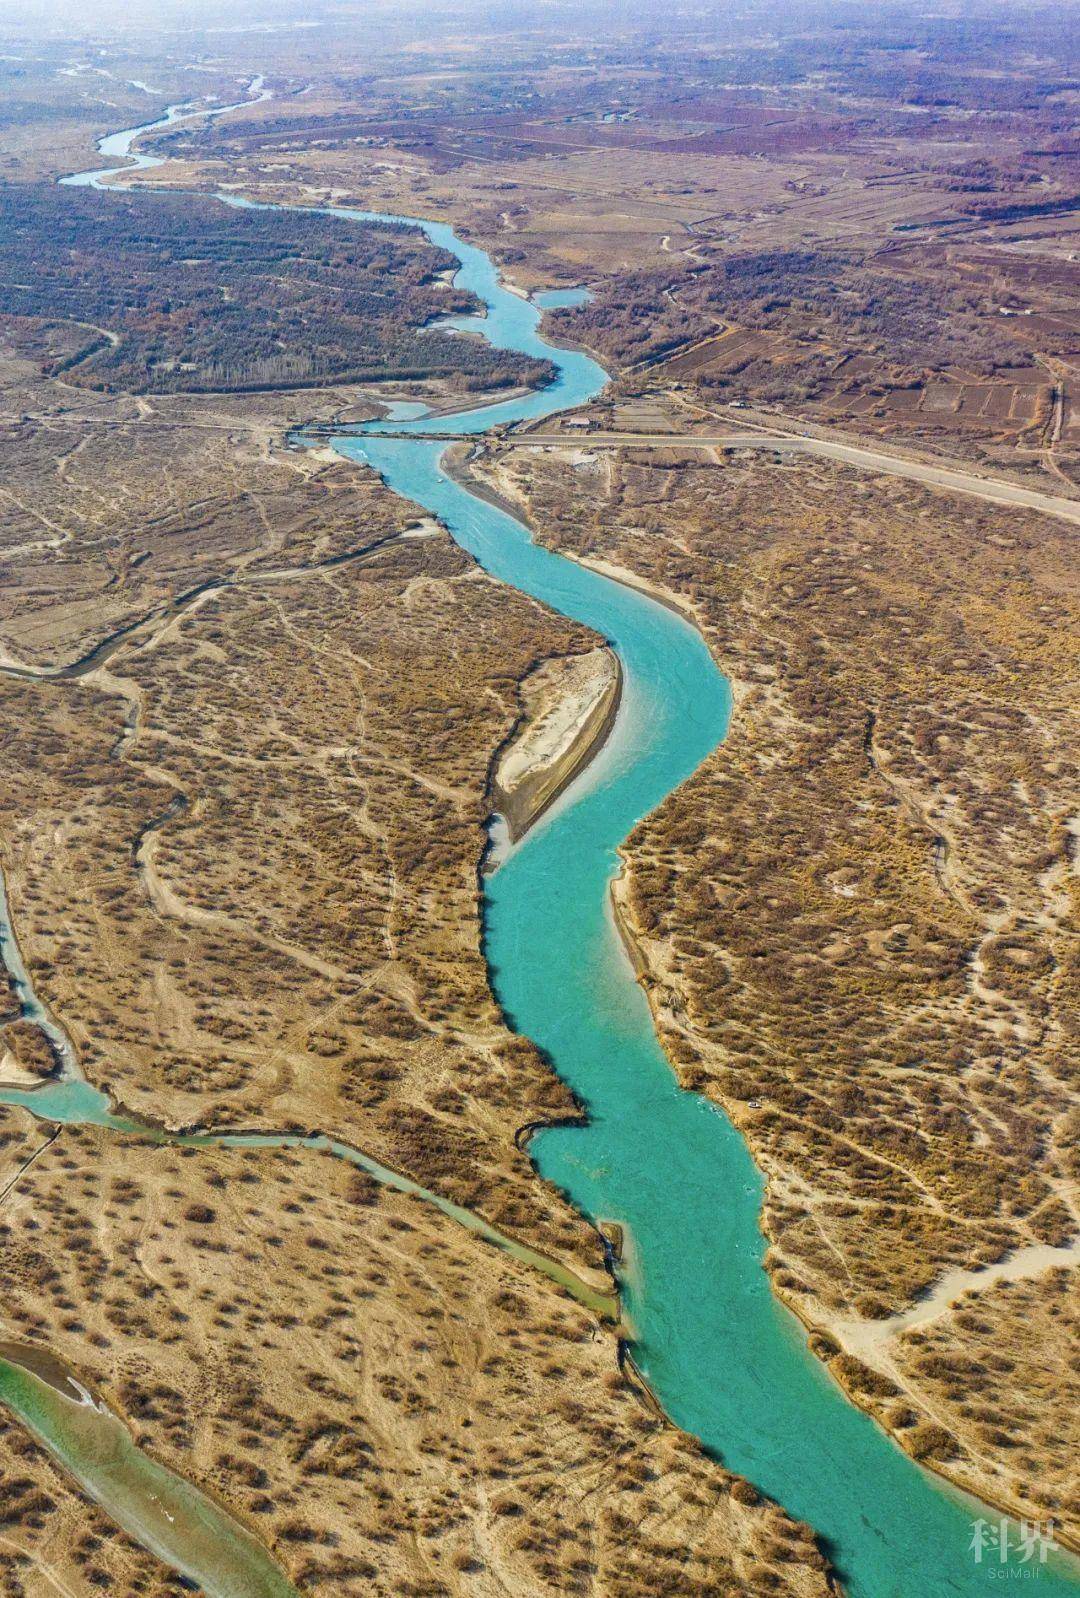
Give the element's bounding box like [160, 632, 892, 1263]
[507, 429, 1080, 525]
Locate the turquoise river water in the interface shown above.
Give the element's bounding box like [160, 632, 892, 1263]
[329, 221, 1079, 1598]
[0, 97, 1074, 1598]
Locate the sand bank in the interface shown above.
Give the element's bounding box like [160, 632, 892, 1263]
[492, 647, 621, 841]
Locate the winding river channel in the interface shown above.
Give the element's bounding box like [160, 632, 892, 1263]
[0, 95, 1076, 1598]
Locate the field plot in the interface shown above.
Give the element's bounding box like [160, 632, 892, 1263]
[657, 328, 823, 380]
[809, 364, 1053, 440]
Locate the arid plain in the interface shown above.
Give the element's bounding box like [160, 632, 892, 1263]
[0, 1, 1077, 1594]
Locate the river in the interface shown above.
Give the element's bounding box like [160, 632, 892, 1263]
[0, 94, 1076, 1598]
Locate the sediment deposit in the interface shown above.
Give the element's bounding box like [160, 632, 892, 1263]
[492, 647, 621, 840]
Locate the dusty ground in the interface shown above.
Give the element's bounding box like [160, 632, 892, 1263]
[472, 434, 1079, 1539]
[0, 1113, 834, 1598]
[0, 336, 609, 1254]
[0, 333, 836, 1591]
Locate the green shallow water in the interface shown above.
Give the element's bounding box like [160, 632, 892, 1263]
[0, 1073, 617, 1319]
[0, 99, 1071, 1598]
[0, 1356, 300, 1597]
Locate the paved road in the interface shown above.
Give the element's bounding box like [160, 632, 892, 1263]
[507, 430, 1080, 525]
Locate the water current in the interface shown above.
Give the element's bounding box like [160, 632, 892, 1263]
[0, 91, 1074, 1598]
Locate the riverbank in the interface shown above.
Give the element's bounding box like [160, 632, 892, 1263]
[0, 985, 619, 1318]
[458, 444, 715, 631]
[610, 853, 1080, 1556]
[0, 1339, 302, 1597]
[10, 87, 1077, 1598]
[490, 646, 622, 843]
[0, 1339, 89, 1399]
[475, 437, 1080, 1568]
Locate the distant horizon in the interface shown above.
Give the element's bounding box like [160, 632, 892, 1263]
[6, 0, 1078, 42]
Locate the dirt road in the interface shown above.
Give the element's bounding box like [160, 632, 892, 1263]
[506, 429, 1080, 525]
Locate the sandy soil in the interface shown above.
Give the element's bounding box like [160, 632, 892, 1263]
[0, 350, 836, 1595]
[0, 1112, 833, 1597]
[476, 428, 1080, 1542]
[492, 647, 621, 841]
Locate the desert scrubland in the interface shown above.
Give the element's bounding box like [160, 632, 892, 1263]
[0, 1114, 833, 1596]
[0, 0, 1076, 1589]
[0, 317, 831, 1591]
[472, 435, 1078, 1537]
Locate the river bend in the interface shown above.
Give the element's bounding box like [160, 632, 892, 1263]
[0, 94, 1076, 1598]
